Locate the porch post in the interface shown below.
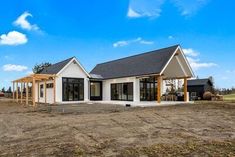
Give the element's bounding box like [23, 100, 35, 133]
[32, 78, 36, 106]
[157, 76, 162, 103]
[37, 82, 40, 103]
[44, 80, 47, 103]
[12, 82, 15, 101]
[20, 82, 23, 104]
[26, 82, 29, 105]
[184, 77, 188, 102]
[16, 82, 18, 103]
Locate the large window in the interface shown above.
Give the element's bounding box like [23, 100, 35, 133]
[111, 82, 133, 101]
[62, 78, 84, 101]
[140, 77, 157, 101]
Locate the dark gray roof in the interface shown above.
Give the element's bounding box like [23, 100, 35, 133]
[40, 57, 74, 74]
[90, 45, 179, 79]
[187, 79, 213, 86]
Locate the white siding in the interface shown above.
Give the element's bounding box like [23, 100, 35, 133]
[56, 60, 89, 103]
[34, 60, 89, 104]
[102, 77, 140, 102]
[35, 80, 54, 104]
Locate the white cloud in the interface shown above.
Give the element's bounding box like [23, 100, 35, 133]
[127, 7, 142, 18]
[13, 11, 39, 31]
[187, 57, 217, 70]
[183, 48, 199, 57]
[26, 70, 33, 75]
[127, 0, 164, 18]
[3, 64, 28, 72]
[184, 48, 217, 71]
[172, 0, 210, 16]
[0, 31, 27, 46]
[168, 35, 174, 39]
[113, 37, 154, 47]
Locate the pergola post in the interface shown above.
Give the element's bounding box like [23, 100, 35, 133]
[16, 82, 18, 103]
[32, 77, 36, 106]
[20, 82, 23, 104]
[157, 76, 162, 103]
[53, 77, 56, 104]
[26, 82, 29, 105]
[44, 80, 47, 103]
[37, 82, 40, 103]
[12, 82, 15, 101]
[184, 77, 188, 102]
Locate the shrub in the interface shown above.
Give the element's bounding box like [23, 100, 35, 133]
[203, 91, 212, 100]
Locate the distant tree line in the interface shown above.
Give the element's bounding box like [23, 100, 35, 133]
[1, 87, 12, 93]
[214, 87, 235, 95]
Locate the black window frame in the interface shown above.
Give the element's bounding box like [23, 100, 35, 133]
[111, 82, 133, 101]
[40, 84, 44, 98]
[90, 81, 102, 100]
[62, 77, 84, 101]
[140, 77, 158, 101]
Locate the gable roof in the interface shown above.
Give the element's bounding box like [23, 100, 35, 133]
[90, 45, 179, 79]
[40, 57, 74, 74]
[187, 78, 213, 86]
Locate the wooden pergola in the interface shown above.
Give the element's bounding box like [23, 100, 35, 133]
[12, 74, 56, 106]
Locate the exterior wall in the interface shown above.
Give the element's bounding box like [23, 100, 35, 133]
[35, 80, 54, 104]
[56, 61, 89, 103]
[35, 61, 89, 104]
[102, 77, 140, 102]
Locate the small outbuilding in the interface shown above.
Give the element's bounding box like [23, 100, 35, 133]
[187, 78, 214, 100]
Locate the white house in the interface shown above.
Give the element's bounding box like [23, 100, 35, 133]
[12, 45, 194, 106]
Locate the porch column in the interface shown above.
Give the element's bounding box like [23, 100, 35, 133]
[32, 78, 36, 106]
[12, 82, 15, 101]
[44, 80, 47, 103]
[53, 77, 56, 104]
[16, 82, 18, 103]
[26, 82, 29, 105]
[157, 76, 162, 103]
[37, 82, 40, 103]
[184, 77, 188, 102]
[20, 82, 23, 104]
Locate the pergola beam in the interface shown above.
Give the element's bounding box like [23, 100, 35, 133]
[12, 74, 56, 106]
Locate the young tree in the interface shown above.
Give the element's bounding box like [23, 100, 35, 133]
[1, 87, 5, 93]
[7, 86, 12, 93]
[32, 62, 52, 74]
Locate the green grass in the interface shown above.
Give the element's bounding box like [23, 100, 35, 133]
[223, 94, 235, 101]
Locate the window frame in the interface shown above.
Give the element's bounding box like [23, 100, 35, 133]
[111, 82, 133, 101]
[62, 77, 84, 101]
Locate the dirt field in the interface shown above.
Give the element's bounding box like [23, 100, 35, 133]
[0, 100, 234, 157]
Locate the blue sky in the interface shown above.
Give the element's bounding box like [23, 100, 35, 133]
[0, 0, 235, 89]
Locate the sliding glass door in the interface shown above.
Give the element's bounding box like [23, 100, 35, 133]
[140, 77, 158, 101]
[62, 77, 84, 101]
[111, 82, 133, 101]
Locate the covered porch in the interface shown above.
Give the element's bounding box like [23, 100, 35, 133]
[12, 74, 57, 106]
[137, 46, 194, 103]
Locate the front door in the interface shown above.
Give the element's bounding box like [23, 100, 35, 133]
[90, 81, 102, 100]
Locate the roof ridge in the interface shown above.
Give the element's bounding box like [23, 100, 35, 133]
[50, 56, 74, 66]
[96, 44, 179, 66]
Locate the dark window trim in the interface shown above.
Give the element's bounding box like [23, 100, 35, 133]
[140, 77, 157, 101]
[90, 81, 102, 100]
[110, 82, 133, 101]
[62, 77, 84, 101]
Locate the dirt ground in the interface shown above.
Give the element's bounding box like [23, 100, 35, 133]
[0, 100, 234, 157]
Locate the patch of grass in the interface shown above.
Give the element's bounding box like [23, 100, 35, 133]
[224, 94, 235, 101]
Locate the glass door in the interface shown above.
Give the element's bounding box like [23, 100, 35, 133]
[90, 81, 102, 100]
